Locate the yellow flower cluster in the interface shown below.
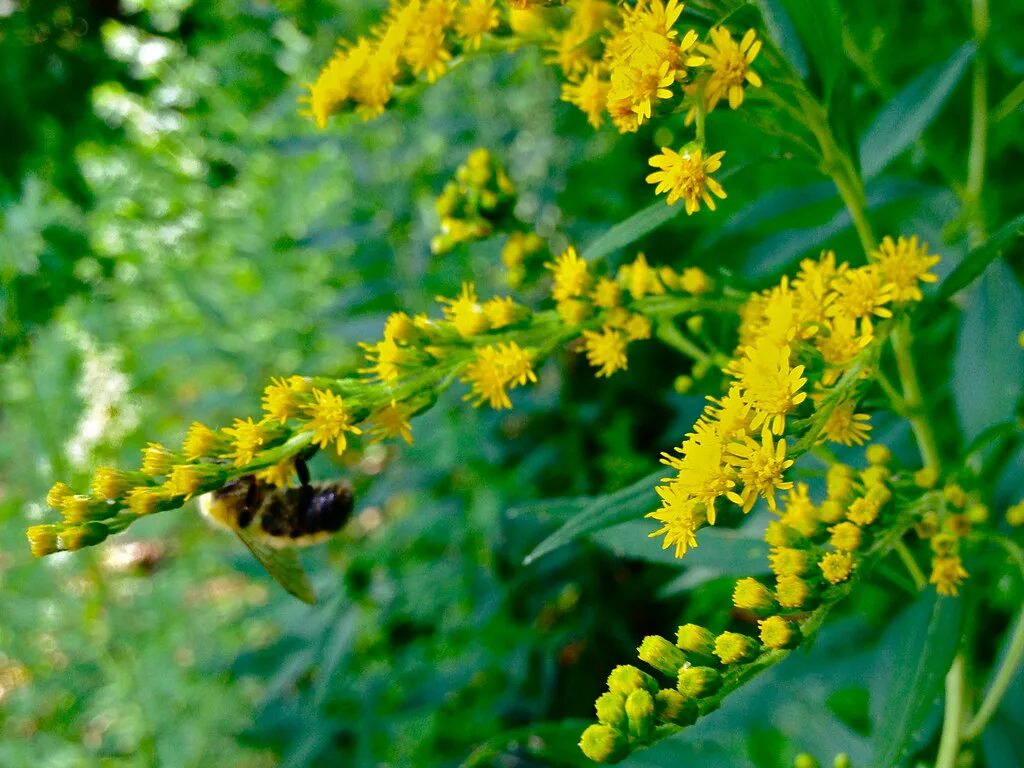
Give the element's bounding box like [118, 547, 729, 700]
[544, 247, 712, 378]
[30, 255, 731, 557]
[431, 148, 518, 254]
[647, 240, 940, 560]
[552, 2, 760, 133]
[581, 446, 940, 763]
[304, 0, 507, 126]
[306, 2, 766, 212]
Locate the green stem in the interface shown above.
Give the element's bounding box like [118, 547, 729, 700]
[875, 369, 908, 414]
[936, 655, 966, 768]
[890, 319, 942, 471]
[894, 540, 928, 591]
[962, 536, 1024, 740]
[832, 163, 877, 257]
[655, 321, 710, 363]
[965, 0, 989, 247]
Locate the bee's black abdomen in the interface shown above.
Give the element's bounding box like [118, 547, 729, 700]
[298, 484, 353, 536]
[257, 482, 354, 539]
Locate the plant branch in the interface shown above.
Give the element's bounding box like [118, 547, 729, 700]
[936, 655, 966, 768]
[962, 536, 1024, 740]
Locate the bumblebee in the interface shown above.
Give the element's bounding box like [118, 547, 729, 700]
[199, 457, 353, 604]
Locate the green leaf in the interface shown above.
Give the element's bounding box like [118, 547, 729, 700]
[581, 201, 681, 263]
[866, 591, 963, 768]
[860, 42, 976, 180]
[752, 0, 809, 79]
[774, 0, 846, 99]
[523, 470, 662, 565]
[931, 213, 1024, 304]
[951, 259, 1024, 441]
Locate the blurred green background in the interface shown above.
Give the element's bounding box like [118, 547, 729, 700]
[1, 1, 1022, 766]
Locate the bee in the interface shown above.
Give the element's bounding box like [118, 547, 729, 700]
[199, 456, 353, 604]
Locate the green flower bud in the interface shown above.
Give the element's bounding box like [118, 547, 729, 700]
[579, 724, 628, 763]
[676, 623, 716, 657]
[676, 666, 722, 698]
[794, 754, 820, 768]
[595, 691, 627, 730]
[654, 689, 698, 726]
[57, 521, 109, 552]
[732, 577, 775, 611]
[625, 688, 656, 742]
[833, 754, 852, 768]
[606, 665, 657, 697]
[713, 631, 759, 665]
[638, 635, 688, 677]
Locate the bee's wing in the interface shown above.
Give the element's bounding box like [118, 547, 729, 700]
[234, 527, 317, 605]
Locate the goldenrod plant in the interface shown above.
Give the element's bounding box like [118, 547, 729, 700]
[12, 0, 1024, 765]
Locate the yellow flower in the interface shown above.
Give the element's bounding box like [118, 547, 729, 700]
[619, 253, 664, 300]
[871, 235, 940, 302]
[141, 442, 178, 477]
[728, 339, 807, 435]
[546, 246, 590, 302]
[828, 521, 863, 552]
[404, 26, 452, 83]
[561, 68, 611, 129]
[439, 282, 489, 337]
[591, 277, 622, 309]
[256, 461, 297, 489]
[166, 464, 220, 500]
[456, 0, 499, 50]
[680, 267, 711, 295]
[46, 481, 74, 510]
[483, 296, 526, 329]
[546, 23, 596, 79]
[732, 577, 773, 610]
[646, 147, 727, 214]
[647, 484, 701, 557]
[183, 420, 228, 459]
[369, 401, 415, 444]
[768, 547, 808, 577]
[930, 555, 968, 596]
[819, 551, 855, 584]
[306, 388, 362, 455]
[556, 298, 592, 325]
[775, 574, 809, 608]
[660, 428, 736, 524]
[726, 427, 794, 512]
[610, 57, 676, 125]
[361, 334, 406, 384]
[713, 631, 759, 664]
[821, 402, 872, 446]
[827, 266, 894, 327]
[126, 486, 170, 516]
[699, 28, 763, 111]
[758, 616, 795, 650]
[460, 342, 538, 409]
[221, 417, 276, 467]
[582, 326, 629, 377]
[303, 40, 372, 128]
[90, 467, 130, 501]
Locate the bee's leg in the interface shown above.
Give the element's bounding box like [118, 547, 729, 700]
[295, 455, 311, 487]
[238, 475, 261, 529]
